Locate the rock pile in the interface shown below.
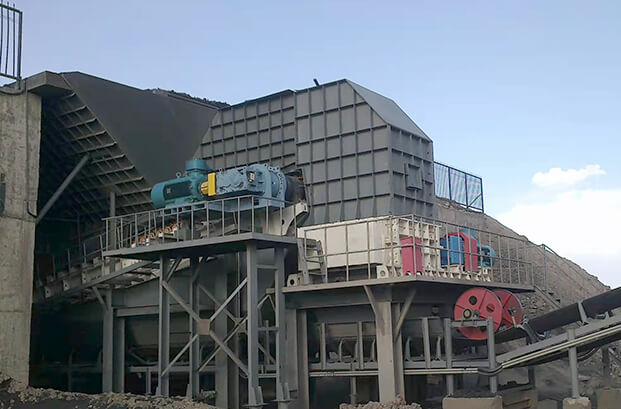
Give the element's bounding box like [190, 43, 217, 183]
[339, 396, 422, 409]
[0, 372, 217, 409]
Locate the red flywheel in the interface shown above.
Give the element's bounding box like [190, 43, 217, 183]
[454, 288, 503, 340]
[493, 289, 524, 329]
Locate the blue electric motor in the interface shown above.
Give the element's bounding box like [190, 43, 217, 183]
[151, 159, 292, 210]
[151, 159, 211, 209]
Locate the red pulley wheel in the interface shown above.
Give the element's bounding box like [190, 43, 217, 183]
[454, 287, 503, 340]
[493, 289, 524, 329]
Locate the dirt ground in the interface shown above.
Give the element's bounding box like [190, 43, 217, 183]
[0, 373, 216, 409]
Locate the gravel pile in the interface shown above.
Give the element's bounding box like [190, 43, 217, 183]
[339, 396, 422, 409]
[0, 372, 217, 409]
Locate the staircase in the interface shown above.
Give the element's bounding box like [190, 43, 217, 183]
[36, 230, 160, 303]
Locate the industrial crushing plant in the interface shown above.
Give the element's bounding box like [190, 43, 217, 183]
[2, 67, 621, 409]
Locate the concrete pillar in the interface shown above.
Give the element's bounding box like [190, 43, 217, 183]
[562, 397, 591, 409]
[0, 90, 41, 383]
[596, 388, 621, 409]
[501, 388, 537, 408]
[538, 400, 559, 409]
[443, 396, 503, 409]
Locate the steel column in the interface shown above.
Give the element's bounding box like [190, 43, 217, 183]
[274, 247, 289, 408]
[215, 261, 229, 408]
[113, 317, 125, 392]
[375, 301, 402, 402]
[157, 257, 170, 396]
[246, 243, 263, 407]
[392, 303, 405, 398]
[568, 328, 579, 398]
[102, 288, 113, 392]
[443, 318, 454, 395]
[603, 347, 611, 387]
[296, 310, 310, 409]
[188, 258, 200, 398]
[285, 310, 299, 403]
[349, 377, 358, 405]
[487, 317, 497, 394]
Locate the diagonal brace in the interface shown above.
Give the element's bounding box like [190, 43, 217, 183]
[161, 280, 201, 323]
[364, 285, 384, 335]
[162, 334, 199, 377]
[209, 277, 247, 323]
[199, 283, 238, 323]
[198, 294, 270, 373]
[394, 290, 416, 341]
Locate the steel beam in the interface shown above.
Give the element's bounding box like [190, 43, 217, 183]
[36, 154, 90, 224]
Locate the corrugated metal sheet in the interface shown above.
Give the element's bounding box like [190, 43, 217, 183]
[200, 79, 436, 224]
[35, 72, 219, 219]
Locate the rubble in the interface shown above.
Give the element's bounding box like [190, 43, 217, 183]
[0, 372, 217, 409]
[339, 396, 422, 409]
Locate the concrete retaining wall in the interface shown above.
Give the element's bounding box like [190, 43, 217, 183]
[0, 89, 41, 383]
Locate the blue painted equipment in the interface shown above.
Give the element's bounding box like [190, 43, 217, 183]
[478, 244, 497, 267]
[151, 160, 211, 209]
[440, 235, 464, 266]
[151, 159, 292, 210]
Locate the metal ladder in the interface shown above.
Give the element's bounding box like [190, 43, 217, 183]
[297, 238, 328, 284]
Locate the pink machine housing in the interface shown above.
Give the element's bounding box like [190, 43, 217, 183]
[400, 237, 424, 275]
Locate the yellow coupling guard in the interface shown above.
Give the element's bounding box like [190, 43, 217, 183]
[200, 173, 216, 196]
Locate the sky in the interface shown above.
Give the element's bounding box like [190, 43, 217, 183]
[6, 1, 621, 286]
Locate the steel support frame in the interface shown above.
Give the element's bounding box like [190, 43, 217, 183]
[154, 243, 289, 408]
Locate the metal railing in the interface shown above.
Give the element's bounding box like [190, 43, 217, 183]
[298, 213, 534, 287]
[0, 1, 22, 81]
[434, 162, 484, 212]
[103, 195, 300, 252]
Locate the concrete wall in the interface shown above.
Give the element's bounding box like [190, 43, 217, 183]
[0, 89, 41, 383]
